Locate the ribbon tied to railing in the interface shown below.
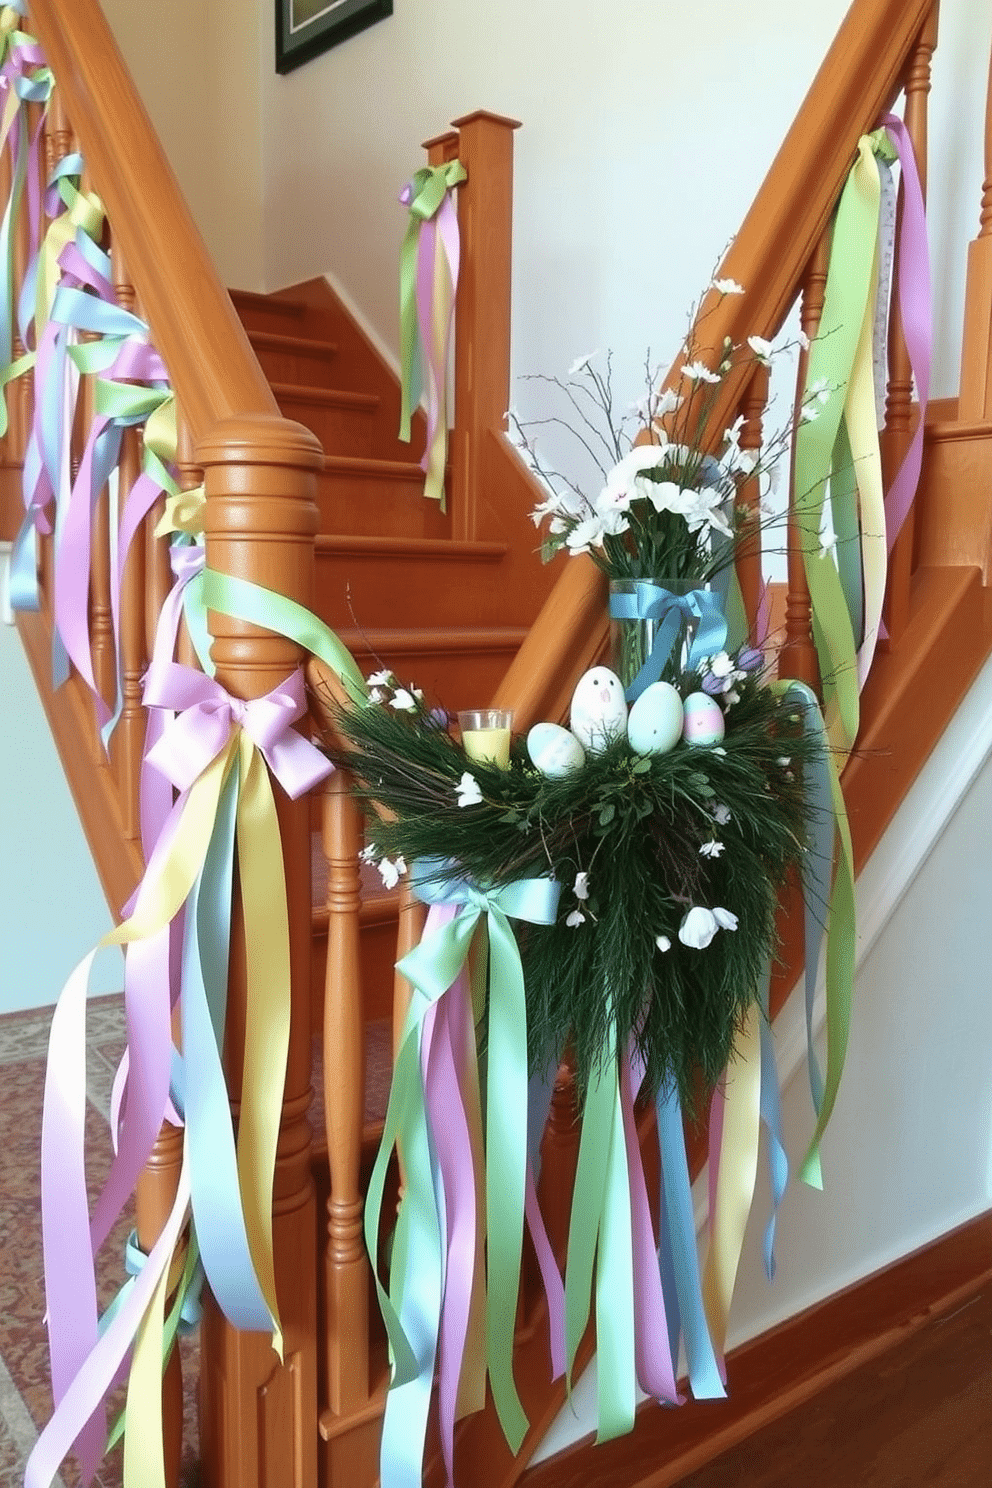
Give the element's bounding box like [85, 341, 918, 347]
[367, 857, 559, 1488]
[398, 158, 467, 510]
[608, 580, 728, 700]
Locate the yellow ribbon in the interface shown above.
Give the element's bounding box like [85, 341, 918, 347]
[701, 1002, 762, 1357]
[155, 484, 205, 538]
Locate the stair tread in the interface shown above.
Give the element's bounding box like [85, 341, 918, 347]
[321, 453, 425, 478]
[230, 287, 308, 318]
[316, 533, 507, 560]
[248, 328, 339, 356]
[270, 381, 379, 410]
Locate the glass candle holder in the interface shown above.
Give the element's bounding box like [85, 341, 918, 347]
[457, 709, 513, 769]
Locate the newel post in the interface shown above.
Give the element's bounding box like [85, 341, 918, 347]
[195, 413, 323, 1488]
[424, 110, 520, 541]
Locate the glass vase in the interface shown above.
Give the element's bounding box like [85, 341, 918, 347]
[608, 577, 700, 698]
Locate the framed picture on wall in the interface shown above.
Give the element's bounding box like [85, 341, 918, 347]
[276, 0, 393, 74]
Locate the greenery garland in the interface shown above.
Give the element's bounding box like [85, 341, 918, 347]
[323, 661, 819, 1112]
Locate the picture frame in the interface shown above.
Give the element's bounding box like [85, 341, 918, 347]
[276, 0, 393, 75]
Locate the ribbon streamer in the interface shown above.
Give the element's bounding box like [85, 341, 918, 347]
[398, 160, 467, 508]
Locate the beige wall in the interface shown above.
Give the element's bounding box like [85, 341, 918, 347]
[101, 0, 265, 289]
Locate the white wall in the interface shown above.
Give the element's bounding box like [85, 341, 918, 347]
[259, 0, 992, 432]
[0, 585, 121, 1012]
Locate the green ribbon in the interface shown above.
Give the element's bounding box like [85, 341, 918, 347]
[774, 681, 856, 1188]
[564, 1016, 636, 1442]
[794, 134, 881, 759]
[200, 568, 367, 704]
[397, 160, 466, 443]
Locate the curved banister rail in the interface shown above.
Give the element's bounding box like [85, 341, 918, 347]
[27, 0, 277, 441]
[494, 0, 937, 729]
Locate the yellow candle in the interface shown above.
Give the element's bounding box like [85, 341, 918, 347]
[457, 709, 514, 769]
[461, 725, 512, 768]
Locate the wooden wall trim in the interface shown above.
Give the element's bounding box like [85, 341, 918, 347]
[27, 0, 276, 444]
[521, 1209, 992, 1488]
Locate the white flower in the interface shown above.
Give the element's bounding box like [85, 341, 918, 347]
[800, 402, 821, 423]
[640, 478, 682, 515]
[655, 934, 672, 952]
[573, 871, 590, 901]
[747, 335, 775, 365]
[368, 688, 384, 704]
[709, 651, 735, 678]
[796, 330, 811, 351]
[367, 669, 393, 687]
[712, 907, 739, 931]
[456, 772, 483, 808]
[566, 908, 586, 928]
[653, 388, 682, 418]
[777, 757, 792, 767]
[565, 515, 609, 554]
[568, 350, 600, 376]
[712, 746, 727, 756]
[359, 842, 378, 863]
[712, 802, 732, 826]
[678, 906, 720, 949]
[712, 278, 745, 296]
[377, 855, 407, 890]
[682, 360, 721, 384]
[699, 840, 725, 858]
[390, 688, 418, 711]
[724, 689, 741, 707]
[819, 521, 838, 558]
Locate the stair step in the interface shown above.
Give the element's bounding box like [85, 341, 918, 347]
[315, 534, 511, 630]
[317, 456, 448, 538]
[272, 381, 379, 457]
[229, 287, 309, 334]
[248, 328, 340, 386]
[333, 625, 529, 711]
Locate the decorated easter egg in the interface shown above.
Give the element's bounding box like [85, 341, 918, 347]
[527, 721, 586, 778]
[627, 682, 684, 756]
[569, 667, 628, 753]
[682, 691, 726, 747]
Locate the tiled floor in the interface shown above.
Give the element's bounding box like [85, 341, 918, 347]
[0, 999, 200, 1488]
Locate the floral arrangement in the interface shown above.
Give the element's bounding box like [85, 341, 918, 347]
[329, 660, 817, 1105]
[511, 282, 826, 585]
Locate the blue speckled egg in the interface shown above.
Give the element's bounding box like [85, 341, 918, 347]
[682, 691, 725, 747]
[527, 721, 586, 777]
[627, 682, 684, 756]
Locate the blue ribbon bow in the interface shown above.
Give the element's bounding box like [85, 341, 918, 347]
[609, 581, 729, 700]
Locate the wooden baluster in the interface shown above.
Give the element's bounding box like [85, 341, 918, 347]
[135, 1123, 185, 1488]
[958, 18, 992, 420]
[196, 414, 322, 1488]
[321, 768, 370, 1414]
[80, 169, 116, 740]
[538, 1056, 580, 1273]
[174, 410, 202, 669]
[779, 239, 830, 689]
[734, 362, 770, 639]
[422, 111, 520, 542]
[110, 242, 146, 841]
[882, 3, 939, 646]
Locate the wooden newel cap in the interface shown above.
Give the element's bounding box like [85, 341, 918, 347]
[196, 413, 324, 474]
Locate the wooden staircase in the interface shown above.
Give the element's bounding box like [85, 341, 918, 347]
[8, 0, 992, 1486]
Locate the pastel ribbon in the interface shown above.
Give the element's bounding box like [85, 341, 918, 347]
[398, 160, 467, 508]
[368, 861, 560, 1486]
[880, 113, 932, 551]
[608, 581, 729, 700]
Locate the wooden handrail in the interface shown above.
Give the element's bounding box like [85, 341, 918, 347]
[27, 0, 276, 442]
[495, 0, 937, 723]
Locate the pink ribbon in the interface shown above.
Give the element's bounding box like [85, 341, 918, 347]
[881, 113, 932, 551]
[143, 663, 331, 800]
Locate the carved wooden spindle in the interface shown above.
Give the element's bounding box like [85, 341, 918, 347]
[882, 3, 939, 646]
[135, 1119, 185, 1488]
[174, 410, 203, 669]
[421, 111, 520, 541]
[734, 362, 770, 638]
[321, 768, 370, 1414]
[196, 414, 322, 1488]
[538, 1056, 580, 1272]
[110, 241, 146, 840]
[779, 239, 830, 690]
[958, 15, 992, 419]
[36, 90, 72, 599]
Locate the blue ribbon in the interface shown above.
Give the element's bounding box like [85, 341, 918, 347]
[608, 581, 729, 700]
[757, 967, 788, 1279]
[655, 1081, 725, 1399]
